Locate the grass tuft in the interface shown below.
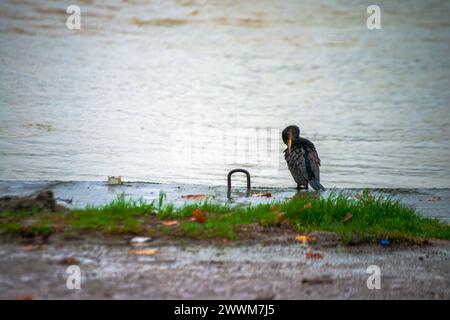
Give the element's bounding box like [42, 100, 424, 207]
[0, 190, 448, 244]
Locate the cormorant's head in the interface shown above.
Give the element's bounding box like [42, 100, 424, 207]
[282, 125, 300, 153]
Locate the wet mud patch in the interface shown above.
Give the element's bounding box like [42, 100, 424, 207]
[0, 191, 68, 213]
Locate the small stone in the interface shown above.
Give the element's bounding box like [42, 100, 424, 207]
[58, 257, 79, 265]
[302, 275, 333, 285]
[307, 231, 340, 247]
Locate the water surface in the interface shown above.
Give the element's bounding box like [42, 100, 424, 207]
[1, 0, 449, 188]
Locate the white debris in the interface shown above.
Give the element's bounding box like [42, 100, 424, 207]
[108, 176, 122, 185]
[130, 237, 152, 244]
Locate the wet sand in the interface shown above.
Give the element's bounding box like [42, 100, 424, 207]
[0, 240, 448, 299]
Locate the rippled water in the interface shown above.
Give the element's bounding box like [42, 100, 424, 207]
[1, 0, 449, 188]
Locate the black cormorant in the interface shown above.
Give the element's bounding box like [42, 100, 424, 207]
[282, 125, 326, 191]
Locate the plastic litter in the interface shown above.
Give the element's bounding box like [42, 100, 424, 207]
[108, 176, 122, 185]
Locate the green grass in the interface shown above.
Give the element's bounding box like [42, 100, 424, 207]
[0, 190, 448, 244]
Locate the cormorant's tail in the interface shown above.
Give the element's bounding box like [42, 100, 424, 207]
[309, 179, 326, 191]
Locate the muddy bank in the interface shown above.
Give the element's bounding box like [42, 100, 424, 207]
[1, 187, 448, 300]
[0, 190, 67, 213]
[0, 241, 448, 300]
[0, 181, 449, 222]
[1, 189, 446, 247]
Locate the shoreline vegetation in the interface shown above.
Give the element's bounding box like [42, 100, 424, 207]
[0, 190, 449, 245]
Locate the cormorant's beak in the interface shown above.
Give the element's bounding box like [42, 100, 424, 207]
[288, 137, 292, 153]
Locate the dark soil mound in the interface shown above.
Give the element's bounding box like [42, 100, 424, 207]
[0, 191, 67, 213]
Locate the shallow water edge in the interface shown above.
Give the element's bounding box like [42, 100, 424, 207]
[0, 180, 449, 223]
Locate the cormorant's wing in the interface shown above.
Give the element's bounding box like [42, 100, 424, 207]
[284, 148, 308, 186]
[307, 148, 321, 181]
[298, 138, 325, 191]
[284, 138, 325, 190]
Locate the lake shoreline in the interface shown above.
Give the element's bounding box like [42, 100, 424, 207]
[1, 181, 449, 300]
[1, 180, 449, 222]
[1, 184, 448, 246]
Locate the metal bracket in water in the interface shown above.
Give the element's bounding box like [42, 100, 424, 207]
[227, 169, 251, 198]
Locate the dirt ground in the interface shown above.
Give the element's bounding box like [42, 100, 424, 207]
[0, 183, 448, 299]
[0, 239, 448, 300]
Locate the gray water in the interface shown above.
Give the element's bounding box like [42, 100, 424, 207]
[1, 0, 450, 188]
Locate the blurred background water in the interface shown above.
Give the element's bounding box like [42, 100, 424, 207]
[0, 0, 449, 188]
